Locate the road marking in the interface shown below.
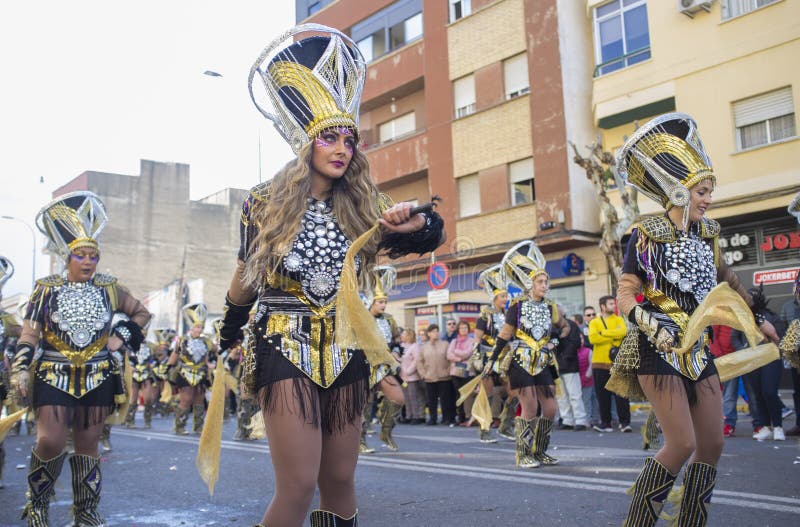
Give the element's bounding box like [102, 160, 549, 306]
[114, 428, 800, 515]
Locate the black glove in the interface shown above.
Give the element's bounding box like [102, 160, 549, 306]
[219, 294, 253, 351]
[112, 320, 144, 351]
[482, 337, 508, 377]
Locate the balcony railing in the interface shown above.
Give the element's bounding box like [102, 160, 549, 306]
[593, 46, 651, 77]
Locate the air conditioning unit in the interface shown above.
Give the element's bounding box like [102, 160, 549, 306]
[678, 0, 714, 18]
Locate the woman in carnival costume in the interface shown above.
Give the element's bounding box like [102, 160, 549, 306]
[483, 241, 568, 468]
[471, 264, 512, 444]
[10, 191, 149, 527]
[214, 24, 444, 527]
[125, 320, 156, 429]
[1, 255, 22, 489]
[614, 113, 778, 527]
[168, 303, 216, 435]
[151, 328, 176, 417]
[361, 264, 405, 453]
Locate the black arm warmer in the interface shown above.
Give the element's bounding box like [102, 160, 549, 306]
[113, 320, 145, 351]
[12, 342, 35, 372]
[378, 201, 446, 259]
[219, 294, 253, 350]
[487, 337, 509, 363]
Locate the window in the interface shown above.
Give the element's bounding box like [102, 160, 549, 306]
[458, 174, 480, 217]
[379, 112, 416, 143]
[722, 0, 780, 20]
[509, 158, 535, 206]
[593, 0, 650, 76]
[733, 87, 796, 150]
[503, 53, 530, 100]
[308, 2, 322, 15]
[449, 0, 472, 22]
[453, 75, 476, 118]
[351, 0, 423, 63]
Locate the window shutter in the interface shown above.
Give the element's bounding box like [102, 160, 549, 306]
[454, 75, 476, 111]
[458, 174, 481, 217]
[509, 157, 534, 183]
[733, 87, 794, 127]
[504, 53, 529, 98]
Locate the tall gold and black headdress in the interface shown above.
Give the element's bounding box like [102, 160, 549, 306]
[35, 191, 108, 259]
[365, 264, 397, 307]
[477, 264, 507, 299]
[0, 256, 13, 292]
[500, 240, 547, 292]
[617, 113, 715, 214]
[154, 328, 177, 346]
[248, 23, 367, 154]
[182, 303, 208, 329]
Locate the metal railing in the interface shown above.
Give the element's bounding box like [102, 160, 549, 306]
[593, 46, 651, 77]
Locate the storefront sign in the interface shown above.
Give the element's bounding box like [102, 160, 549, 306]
[760, 231, 800, 252]
[718, 232, 753, 266]
[753, 267, 800, 286]
[560, 253, 584, 276]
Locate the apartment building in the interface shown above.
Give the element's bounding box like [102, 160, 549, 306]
[298, 0, 605, 327]
[590, 0, 800, 307]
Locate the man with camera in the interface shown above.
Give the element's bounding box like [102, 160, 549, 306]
[588, 295, 631, 433]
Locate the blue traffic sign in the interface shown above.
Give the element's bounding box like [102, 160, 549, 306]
[427, 262, 450, 290]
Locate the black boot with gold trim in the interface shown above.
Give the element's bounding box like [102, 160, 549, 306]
[70, 454, 104, 527]
[378, 399, 401, 451]
[622, 457, 676, 527]
[174, 406, 189, 435]
[514, 417, 539, 468]
[497, 396, 518, 440]
[192, 403, 205, 434]
[532, 416, 558, 465]
[669, 461, 717, 527]
[309, 508, 358, 526]
[143, 403, 154, 429]
[21, 449, 67, 527]
[124, 404, 137, 428]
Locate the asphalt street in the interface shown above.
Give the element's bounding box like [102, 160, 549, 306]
[1, 407, 798, 526]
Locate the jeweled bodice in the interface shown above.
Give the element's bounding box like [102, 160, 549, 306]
[518, 300, 553, 341]
[375, 316, 392, 344]
[181, 336, 210, 364]
[280, 198, 360, 306]
[42, 279, 112, 350]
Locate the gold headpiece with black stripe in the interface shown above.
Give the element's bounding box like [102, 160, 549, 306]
[369, 265, 397, 304]
[0, 256, 13, 292]
[182, 303, 208, 329]
[617, 113, 715, 211]
[35, 191, 108, 259]
[477, 264, 507, 299]
[154, 328, 177, 346]
[501, 240, 547, 292]
[249, 24, 366, 154]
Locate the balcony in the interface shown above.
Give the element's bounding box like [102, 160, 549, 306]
[361, 40, 425, 109]
[364, 129, 428, 186]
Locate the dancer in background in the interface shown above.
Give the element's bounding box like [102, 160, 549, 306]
[11, 191, 149, 526]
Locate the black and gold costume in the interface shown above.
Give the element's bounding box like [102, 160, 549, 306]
[172, 305, 215, 435]
[124, 339, 156, 428]
[11, 191, 148, 527]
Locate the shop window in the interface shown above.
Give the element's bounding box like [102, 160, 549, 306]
[504, 53, 530, 100]
[733, 87, 796, 151]
[509, 157, 535, 206]
[593, 0, 650, 77]
[548, 284, 585, 322]
[721, 0, 780, 20]
[352, 0, 423, 63]
[761, 219, 800, 266]
[378, 112, 416, 143]
[453, 74, 476, 118]
[449, 0, 472, 22]
[458, 174, 480, 217]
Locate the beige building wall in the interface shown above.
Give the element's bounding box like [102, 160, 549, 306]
[447, 0, 526, 80]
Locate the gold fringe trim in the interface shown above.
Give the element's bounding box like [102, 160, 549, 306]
[605, 371, 647, 401]
[0, 407, 27, 442]
[196, 359, 226, 495]
[247, 411, 266, 439]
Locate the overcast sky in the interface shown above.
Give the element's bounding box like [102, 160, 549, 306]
[0, 1, 296, 299]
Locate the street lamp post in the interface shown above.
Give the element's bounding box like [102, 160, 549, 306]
[1, 215, 36, 290]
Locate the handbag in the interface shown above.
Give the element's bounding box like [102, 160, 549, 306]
[601, 316, 620, 362]
[452, 361, 472, 378]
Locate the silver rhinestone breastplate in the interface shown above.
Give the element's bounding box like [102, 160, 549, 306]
[186, 338, 208, 363]
[519, 300, 551, 341]
[492, 312, 505, 333]
[663, 232, 717, 304]
[376, 317, 392, 344]
[50, 281, 111, 348]
[282, 198, 358, 306]
[135, 343, 151, 364]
